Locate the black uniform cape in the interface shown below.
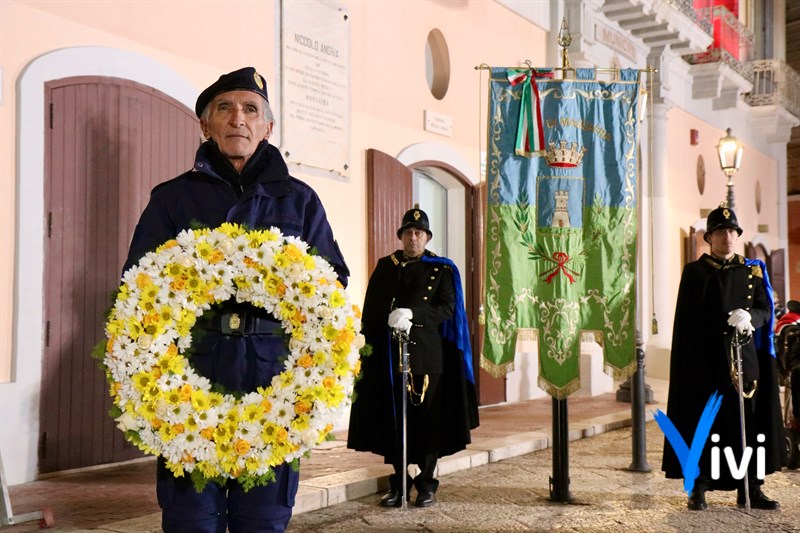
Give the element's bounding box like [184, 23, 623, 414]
[347, 252, 479, 461]
[662, 256, 784, 489]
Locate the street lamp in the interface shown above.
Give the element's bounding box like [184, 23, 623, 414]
[716, 128, 744, 210]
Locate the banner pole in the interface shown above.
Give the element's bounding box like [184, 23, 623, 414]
[549, 17, 573, 504]
[549, 397, 573, 502]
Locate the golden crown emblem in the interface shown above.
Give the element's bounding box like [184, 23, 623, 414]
[544, 141, 588, 168]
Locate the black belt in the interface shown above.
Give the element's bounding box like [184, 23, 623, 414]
[198, 311, 281, 336]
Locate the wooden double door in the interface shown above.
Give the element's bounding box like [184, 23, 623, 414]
[41, 77, 199, 473]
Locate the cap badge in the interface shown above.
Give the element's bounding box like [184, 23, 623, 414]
[723, 209, 730, 219]
[414, 211, 421, 220]
[254, 71, 264, 90]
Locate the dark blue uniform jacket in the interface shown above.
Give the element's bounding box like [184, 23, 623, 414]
[124, 139, 348, 393]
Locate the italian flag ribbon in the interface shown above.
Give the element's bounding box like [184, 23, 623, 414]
[506, 68, 553, 157]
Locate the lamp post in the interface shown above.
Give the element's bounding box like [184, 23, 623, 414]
[716, 128, 744, 210]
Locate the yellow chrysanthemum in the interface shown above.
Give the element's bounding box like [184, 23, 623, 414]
[216, 440, 233, 460]
[323, 325, 339, 341]
[278, 370, 294, 388]
[159, 423, 180, 442]
[243, 404, 265, 423]
[298, 282, 316, 297]
[274, 252, 290, 268]
[224, 408, 241, 425]
[166, 389, 183, 405]
[191, 390, 211, 412]
[329, 290, 345, 308]
[214, 423, 235, 444]
[291, 414, 310, 431]
[264, 273, 287, 297]
[279, 301, 296, 320]
[165, 461, 185, 477]
[283, 243, 303, 263]
[195, 241, 214, 260]
[126, 317, 145, 339]
[245, 456, 261, 473]
[219, 222, 244, 239]
[132, 371, 156, 392]
[312, 351, 327, 365]
[208, 392, 225, 408]
[196, 461, 217, 479]
[317, 423, 334, 443]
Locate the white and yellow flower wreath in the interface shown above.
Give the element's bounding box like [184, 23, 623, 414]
[101, 223, 363, 491]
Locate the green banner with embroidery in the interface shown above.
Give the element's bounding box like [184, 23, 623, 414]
[482, 67, 641, 399]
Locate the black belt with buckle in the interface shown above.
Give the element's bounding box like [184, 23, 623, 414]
[198, 310, 281, 336]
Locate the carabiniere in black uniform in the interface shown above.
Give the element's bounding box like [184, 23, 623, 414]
[347, 207, 478, 509]
[663, 205, 784, 511]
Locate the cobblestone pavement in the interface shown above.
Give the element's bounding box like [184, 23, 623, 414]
[286, 422, 800, 533]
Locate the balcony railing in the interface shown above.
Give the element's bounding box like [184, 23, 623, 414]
[667, 0, 713, 35]
[683, 5, 754, 80]
[745, 59, 800, 119]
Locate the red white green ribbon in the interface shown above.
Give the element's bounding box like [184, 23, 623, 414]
[506, 68, 552, 157]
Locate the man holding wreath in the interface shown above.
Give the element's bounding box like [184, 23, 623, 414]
[123, 66, 348, 532]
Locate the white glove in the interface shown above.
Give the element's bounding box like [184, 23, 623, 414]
[727, 309, 754, 336]
[388, 308, 413, 333]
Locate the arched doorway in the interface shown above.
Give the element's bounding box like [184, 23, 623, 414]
[366, 147, 504, 405]
[39, 76, 199, 473]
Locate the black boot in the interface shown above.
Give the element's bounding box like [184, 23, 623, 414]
[687, 487, 707, 511]
[379, 486, 412, 507]
[738, 483, 780, 510]
[379, 488, 402, 507]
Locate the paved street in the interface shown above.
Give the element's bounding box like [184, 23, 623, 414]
[5, 382, 799, 532]
[286, 422, 800, 532]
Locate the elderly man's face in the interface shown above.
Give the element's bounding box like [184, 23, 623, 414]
[201, 90, 273, 172]
[709, 228, 738, 260]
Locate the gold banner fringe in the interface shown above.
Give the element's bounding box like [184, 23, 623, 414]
[515, 328, 538, 342]
[604, 358, 637, 382]
[537, 375, 581, 400]
[480, 356, 515, 378]
[479, 330, 637, 395]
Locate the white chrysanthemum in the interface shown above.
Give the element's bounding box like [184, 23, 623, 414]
[194, 408, 220, 429]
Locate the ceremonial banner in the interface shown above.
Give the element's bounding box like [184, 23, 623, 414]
[482, 67, 641, 399]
